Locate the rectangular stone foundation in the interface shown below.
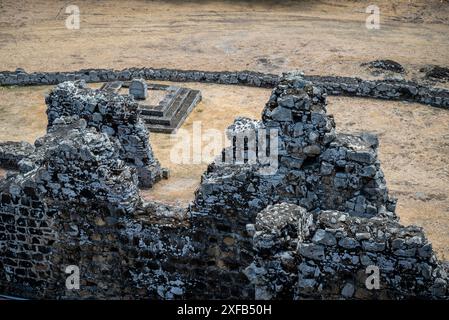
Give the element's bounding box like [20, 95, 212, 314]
[138, 84, 201, 133]
[106, 81, 202, 134]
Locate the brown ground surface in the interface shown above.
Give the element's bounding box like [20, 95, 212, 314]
[0, 1, 448, 258]
[0, 0, 448, 84]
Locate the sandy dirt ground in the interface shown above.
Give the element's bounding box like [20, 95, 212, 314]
[0, 0, 448, 83]
[0, 1, 448, 258]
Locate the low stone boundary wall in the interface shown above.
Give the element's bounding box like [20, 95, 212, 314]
[1, 68, 448, 109]
[246, 203, 448, 299]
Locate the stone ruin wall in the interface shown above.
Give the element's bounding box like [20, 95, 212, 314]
[190, 71, 399, 298]
[45, 81, 164, 188]
[0, 73, 448, 299]
[249, 203, 448, 299]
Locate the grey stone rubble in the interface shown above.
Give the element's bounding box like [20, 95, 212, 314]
[0, 73, 448, 299]
[361, 60, 405, 74]
[0, 67, 448, 109]
[24, 116, 141, 212]
[191, 71, 446, 298]
[0, 141, 35, 170]
[45, 80, 164, 188]
[421, 65, 449, 82]
[246, 203, 448, 299]
[194, 71, 397, 219]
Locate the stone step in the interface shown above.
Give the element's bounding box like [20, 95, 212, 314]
[144, 89, 201, 133]
[141, 88, 192, 126]
[162, 87, 191, 117]
[140, 87, 186, 118]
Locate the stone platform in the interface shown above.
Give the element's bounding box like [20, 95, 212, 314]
[100, 80, 201, 133]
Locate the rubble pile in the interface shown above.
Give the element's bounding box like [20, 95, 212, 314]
[362, 59, 405, 74]
[191, 72, 446, 299]
[194, 72, 397, 219]
[38, 117, 141, 212]
[0, 141, 35, 170]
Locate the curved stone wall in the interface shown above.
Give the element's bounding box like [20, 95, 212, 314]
[1, 67, 448, 109]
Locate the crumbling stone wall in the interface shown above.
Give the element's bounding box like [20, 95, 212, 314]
[189, 72, 398, 298]
[261, 72, 396, 217]
[0, 86, 181, 299]
[45, 81, 163, 188]
[0, 141, 34, 170]
[1, 67, 448, 108]
[0, 74, 448, 299]
[0, 113, 192, 299]
[246, 203, 448, 299]
[0, 116, 139, 298]
[0, 178, 58, 298]
[117, 205, 193, 299]
[193, 73, 396, 217]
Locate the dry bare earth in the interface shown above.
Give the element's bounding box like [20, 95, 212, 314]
[0, 0, 448, 258]
[0, 0, 448, 82]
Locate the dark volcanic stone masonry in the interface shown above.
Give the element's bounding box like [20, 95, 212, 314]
[0, 67, 448, 109]
[194, 71, 397, 219]
[362, 60, 405, 74]
[246, 203, 448, 299]
[45, 81, 163, 188]
[0, 141, 35, 170]
[0, 73, 447, 299]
